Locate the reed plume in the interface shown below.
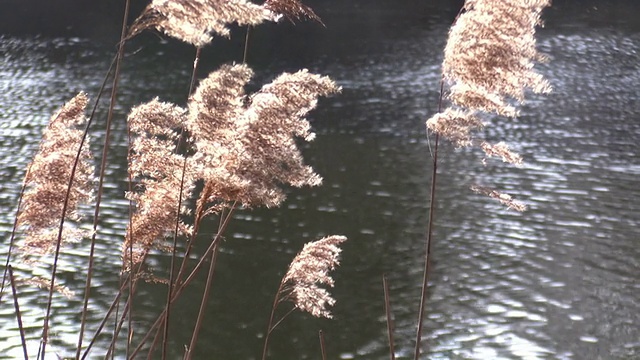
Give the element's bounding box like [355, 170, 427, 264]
[262, 235, 347, 360]
[426, 0, 551, 208]
[187, 64, 340, 209]
[124, 65, 340, 265]
[279, 235, 347, 318]
[416, 2, 552, 357]
[129, 0, 273, 47]
[17, 92, 94, 255]
[124, 98, 194, 269]
[264, 0, 323, 24]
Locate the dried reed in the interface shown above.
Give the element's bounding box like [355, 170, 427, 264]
[17, 92, 94, 255]
[416, 0, 551, 358]
[128, 0, 273, 47]
[427, 0, 551, 178]
[262, 235, 347, 360]
[265, 0, 323, 25]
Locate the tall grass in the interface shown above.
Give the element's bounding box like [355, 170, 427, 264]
[2, 0, 347, 358]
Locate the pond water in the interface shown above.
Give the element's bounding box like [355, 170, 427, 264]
[0, 1, 639, 359]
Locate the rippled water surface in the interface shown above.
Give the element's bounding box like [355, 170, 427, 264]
[1, 2, 639, 359]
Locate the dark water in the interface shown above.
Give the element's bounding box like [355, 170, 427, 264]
[1, 2, 639, 359]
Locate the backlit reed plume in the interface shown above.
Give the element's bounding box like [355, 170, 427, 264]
[427, 0, 551, 209]
[124, 98, 194, 268]
[17, 92, 94, 255]
[264, 0, 323, 24]
[261, 235, 346, 360]
[187, 64, 340, 208]
[128, 0, 273, 47]
[277, 235, 347, 318]
[124, 65, 339, 265]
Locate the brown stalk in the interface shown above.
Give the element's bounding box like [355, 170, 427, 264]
[243, 26, 251, 63]
[76, 2, 131, 358]
[319, 330, 327, 360]
[101, 244, 167, 359]
[383, 274, 396, 360]
[183, 229, 222, 359]
[128, 205, 237, 358]
[84, 245, 156, 359]
[261, 304, 296, 360]
[8, 266, 29, 360]
[84, 238, 163, 357]
[0, 165, 29, 304]
[413, 80, 444, 360]
[180, 187, 234, 359]
[261, 280, 286, 360]
[160, 45, 203, 360]
[38, 68, 103, 360]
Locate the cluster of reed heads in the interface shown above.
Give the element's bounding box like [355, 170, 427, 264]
[1, 0, 551, 358]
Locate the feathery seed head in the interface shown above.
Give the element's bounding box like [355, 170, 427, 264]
[264, 0, 323, 25]
[129, 0, 274, 47]
[426, 108, 484, 148]
[123, 64, 339, 264]
[188, 64, 252, 142]
[281, 235, 347, 318]
[427, 0, 550, 209]
[471, 184, 527, 212]
[443, 0, 551, 106]
[480, 141, 523, 166]
[124, 99, 194, 269]
[17, 92, 94, 254]
[188, 65, 340, 208]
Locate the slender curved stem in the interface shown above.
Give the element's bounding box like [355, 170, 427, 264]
[129, 205, 237, 358]
[383, 274, 396, 360]
[161, 45, 202, 360]
[0, 165, 29, 304]
[81, 279, 127, 360]
[261, 282, 283, 360]
[243, 26, 251, 63]
[76, 2, 131, 358]
[8, 266, 29, 360]
[183, 233, 221, 359]
[319, 330, 327, 360]
[413, 79, 444, 360]
[181, 203, 236, 359]
[38, 47, 123, 360]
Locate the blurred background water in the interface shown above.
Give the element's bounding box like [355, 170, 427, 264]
[0, 1, 639, 359]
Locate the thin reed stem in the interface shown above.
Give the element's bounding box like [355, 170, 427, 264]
[181, 197, 233, 359]
[189, 47, 202, 95]
[80, 273, 129, 359]
[113, 6, 132, 357]
[75, 53, 116, 359]
[243, 26, 251, 63]
[319, 330, 327, 360]
[76, 2, 131, 356]
[261, 282, 284, 360]
[39, 68, 107, 360]
[383, 274, 396, 360]
[261, 306, 296, 360]
[103, 241, 176, 359]
[84, 246, 154, 358]
[413, 79, 444, 360]
[91, 4, 132, 358]
[161, 45, 203, 360]
[183, 234, 221, 359]
[8, 266, 29, 360]
[129, 206, 237, 358]
[0, 166, 29, 304]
